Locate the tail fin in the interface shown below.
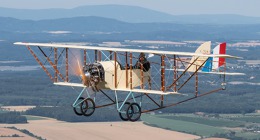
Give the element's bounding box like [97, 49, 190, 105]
[212, 42, 226, 71]
[201, 42, 226, 72]
[187, 41, 211, 72]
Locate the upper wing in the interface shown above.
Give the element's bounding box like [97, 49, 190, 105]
[14, 42, 239, 58]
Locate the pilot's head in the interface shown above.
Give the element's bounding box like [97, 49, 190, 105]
[139, 53, 146, 62]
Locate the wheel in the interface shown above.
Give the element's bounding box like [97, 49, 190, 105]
[119, 102, 133, 121]
[73, 97, 85, 116]
[81, 98, 96, 116]
[127, 103, 141, 122]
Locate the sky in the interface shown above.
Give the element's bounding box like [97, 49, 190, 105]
[0, 0, 259, 17]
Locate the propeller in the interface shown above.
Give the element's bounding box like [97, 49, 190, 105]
[76, 59, 97, 93]
[77, 59, 89, 86]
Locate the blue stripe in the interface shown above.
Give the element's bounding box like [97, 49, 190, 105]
[202, 57, 212, 72]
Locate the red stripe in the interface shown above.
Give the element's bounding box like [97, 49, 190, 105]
[219, 42, 226, 67]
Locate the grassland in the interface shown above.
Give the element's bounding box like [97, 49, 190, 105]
[161, 115, 244, 127]
[141, 113, 260, 139]
[142, 114, 226, 137]
[24, 115, 47, 121]
[0, 119, 200, 140]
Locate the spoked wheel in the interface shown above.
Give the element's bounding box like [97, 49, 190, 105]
[81, 98, 96, 116]
[73, 97, 85, 116]
[127, 103, 141, 122]
[119, 102, 133, 121]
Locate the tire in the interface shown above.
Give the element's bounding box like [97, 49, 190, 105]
[81, 98, 96, 116]
[127, 103, 141, 122]
[119, 102, 132, 121]
[73, 97, 85, 116]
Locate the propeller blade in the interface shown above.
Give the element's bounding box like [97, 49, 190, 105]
[77, 59, 88, 86]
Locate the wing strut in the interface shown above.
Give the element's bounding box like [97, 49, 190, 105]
[178, 57, 209, 91]
[167, 56, 200, 90]
[161, 55, 165, 106]
[37, 47, 65, 81]
[27, 46, 54, 81]
[114, 52, 117, 89]
[66, 48, 69, 82]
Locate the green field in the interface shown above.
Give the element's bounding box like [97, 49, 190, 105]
[24, 115, 47, 121]
[231, 116, 260, 123]
[141, 113, 260, 139]
[161, 115, 244, 127]
[142, 114, 226, 137]
[236, 132, 260, 140]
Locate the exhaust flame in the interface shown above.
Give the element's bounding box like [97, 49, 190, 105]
[77, 59, 82, 76]
[77, 59, 87, 85]
[68, 49, 82, 76]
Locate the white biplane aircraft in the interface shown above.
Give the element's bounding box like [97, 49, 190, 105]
[14, 41, 243, 121]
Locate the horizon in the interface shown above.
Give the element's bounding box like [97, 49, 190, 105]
[0, 0, 259, 17]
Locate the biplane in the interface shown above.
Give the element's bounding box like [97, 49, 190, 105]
[14, 41, 243, 122]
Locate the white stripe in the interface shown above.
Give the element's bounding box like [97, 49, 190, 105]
[212, 44, 220, 70]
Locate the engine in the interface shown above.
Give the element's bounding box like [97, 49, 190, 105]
[82, 63, 104, 89]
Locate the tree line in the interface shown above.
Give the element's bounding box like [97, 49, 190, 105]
[0, 112, 27, 124]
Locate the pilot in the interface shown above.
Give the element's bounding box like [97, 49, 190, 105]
[133, 52, 150, 72]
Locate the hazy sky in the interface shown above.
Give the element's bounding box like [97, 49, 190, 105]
[0, 0, 259, 17]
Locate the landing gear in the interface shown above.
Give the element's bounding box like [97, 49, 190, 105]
[119, 102, 133, 121]
[73, 97, 85, 116]
[81, 98, 96, 116]
[118, 102, 141, 122]
[117, 91, 142, 122]
[73, 88, 142, 121]
[127, 103, 141, 122]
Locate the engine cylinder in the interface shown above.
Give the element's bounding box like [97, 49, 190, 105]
[83, 63, 104, 86]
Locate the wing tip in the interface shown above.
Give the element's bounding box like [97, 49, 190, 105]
[229, 55, 243, 59]
[14, 42, 24, 45]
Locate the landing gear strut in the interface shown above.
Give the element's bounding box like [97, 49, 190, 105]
[73, 97, 85, 116]
[119, 102, 132, 121]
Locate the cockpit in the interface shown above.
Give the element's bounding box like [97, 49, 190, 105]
[120, 52, 150, 72]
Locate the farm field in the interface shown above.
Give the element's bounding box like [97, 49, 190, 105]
[0, 115, 200, 140]
[141, 113, 260, 139]
[1, 105, 260, 139]
[1, 106, 35, 112]
[0, 127, 36, 140]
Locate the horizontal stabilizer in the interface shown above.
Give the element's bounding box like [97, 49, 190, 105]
[166, 69, 245, 75]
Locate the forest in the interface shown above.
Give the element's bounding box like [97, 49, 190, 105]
[0, 112, 27, 124]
